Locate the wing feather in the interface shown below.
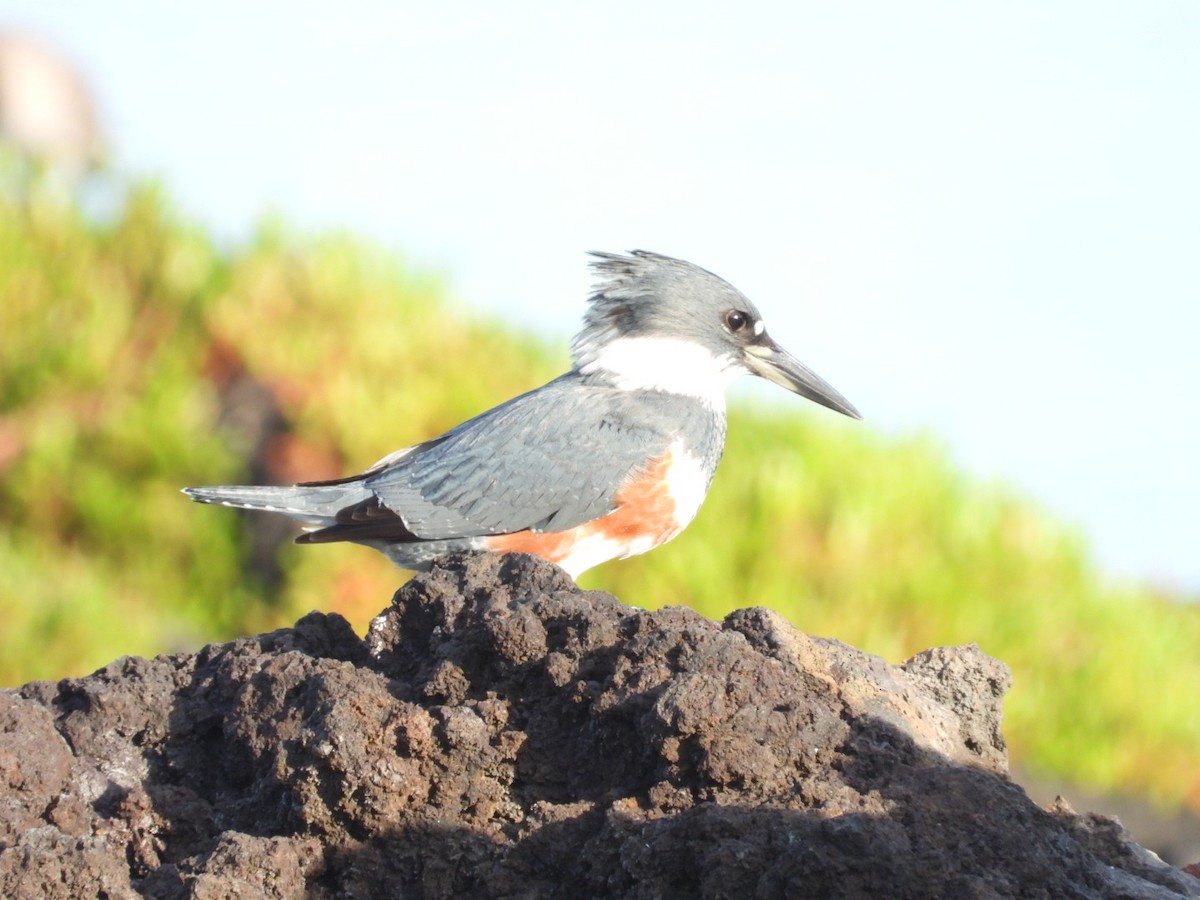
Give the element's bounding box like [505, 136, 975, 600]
[365, 377, 681, 539]
[300, 376, 722, 547]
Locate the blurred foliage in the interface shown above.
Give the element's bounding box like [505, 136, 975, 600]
[2, 177, 1198, 814]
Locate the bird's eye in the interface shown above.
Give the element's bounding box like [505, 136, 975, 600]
[724, 309, 751, 333]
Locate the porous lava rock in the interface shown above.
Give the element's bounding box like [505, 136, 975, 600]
[1, 553, 1197, 898]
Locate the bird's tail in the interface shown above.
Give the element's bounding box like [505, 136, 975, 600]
[181, 483, 367, 526]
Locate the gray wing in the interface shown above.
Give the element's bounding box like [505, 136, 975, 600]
[362, 376, 688, 539]
[300, 377, 724, 546]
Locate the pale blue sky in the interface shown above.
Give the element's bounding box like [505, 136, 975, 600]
[7, 1, 1199, 591]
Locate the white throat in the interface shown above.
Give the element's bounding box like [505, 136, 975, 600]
[578, 336, 744, 406]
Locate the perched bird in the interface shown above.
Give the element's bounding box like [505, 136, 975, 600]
[184, 251, 861, 577]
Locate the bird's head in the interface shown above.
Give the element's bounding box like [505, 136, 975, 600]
[572, 250, 861, 418]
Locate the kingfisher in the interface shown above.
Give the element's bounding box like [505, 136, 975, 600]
[184, 251, 861, 577]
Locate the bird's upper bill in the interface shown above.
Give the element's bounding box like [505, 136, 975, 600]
[741, 339, 862, 419]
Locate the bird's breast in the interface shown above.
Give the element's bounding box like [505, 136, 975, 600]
[655, 439, 712, 534]
[479, 439, 716, 577]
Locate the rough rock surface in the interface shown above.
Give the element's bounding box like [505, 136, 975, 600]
[2, 553, 1197, 899]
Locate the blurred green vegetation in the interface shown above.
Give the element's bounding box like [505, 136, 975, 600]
[2, 177, 1198, 814]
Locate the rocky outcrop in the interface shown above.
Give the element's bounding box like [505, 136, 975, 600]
[2, 553, 1197, 898]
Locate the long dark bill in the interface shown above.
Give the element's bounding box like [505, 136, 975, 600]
[743, 339, 863, 419]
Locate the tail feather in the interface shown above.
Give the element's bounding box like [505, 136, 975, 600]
[182, 483, 368, 526]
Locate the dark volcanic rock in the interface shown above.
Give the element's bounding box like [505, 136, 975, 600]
[1, 553, 1197, 898]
